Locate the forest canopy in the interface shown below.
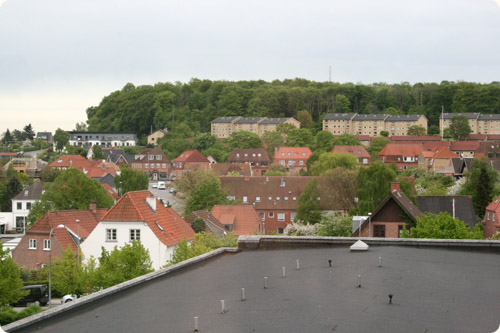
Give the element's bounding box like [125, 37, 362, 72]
[86, 79, 500, 138]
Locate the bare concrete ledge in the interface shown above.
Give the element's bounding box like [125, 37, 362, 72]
[238, 235, 500, 251]
[2, 247, 239, 333]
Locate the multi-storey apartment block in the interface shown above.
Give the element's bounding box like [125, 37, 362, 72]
[211, 117, 300, 138]
[68, 132, 138, 147]
[440, 113, 500, 135]
[322, 113, 427, 137]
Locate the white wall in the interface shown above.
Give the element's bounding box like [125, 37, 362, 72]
[81, 221, 174, 270]
[0, 213, 13, 233]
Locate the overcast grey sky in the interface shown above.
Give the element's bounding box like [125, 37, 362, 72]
[1, 0, 499, 135]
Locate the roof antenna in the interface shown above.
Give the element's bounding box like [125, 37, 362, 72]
[388, 294, 393, 304]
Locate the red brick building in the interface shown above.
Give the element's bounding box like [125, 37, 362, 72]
[210, 205, 262, 235]
[331, 145, 371, 166]
[12, 203, 107, 269]
[173, 150, 210, 178]
[130, 148, 171, 181]
[227, 149, 270, 176]
[483, 196, 500, 238]
[352, 183, 421, 238]
[273, 147, 312, 172]
[220, 176, 321, 234]
[378, 144, 424, 171]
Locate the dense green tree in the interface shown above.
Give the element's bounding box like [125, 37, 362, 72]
[226, 131, 263, 150]
[114, 165, 149, 197]
[407, 125, 427, 136]
[185, 179, 235, 215]
[449, 115, 472, 140]
[314, 131, 335, 152]
[53, 128, 70, 153]
[316, 215, 352, 237]
[402, 212, 482, 239]
[193, 133, 217, 152]
[334, 94, 351, 113]
[368, 137, 390, 159]
[27, 169, 114, 225]
[356, 162, 397, 214]
[6, 164, 17, 180]
[23, 124, 35, 140]
[276, 123, 297, 135]
[12, 129, 26, 142]
[2, 129, 13, 144]
[297, 110, 313, 128]
[379, 130, 389, 137]
[169, 232, 238, 265]
[309, 152, 358, 176]
[2, 176, 23, 212]
[92, 145, 105, 160]
[286, 128, 315, 148]
[93, 241, 154, 288]
[0, 244, 27, 306]
[262, 131, 284, 158]
[318, 168, 357, 212]
[175, 168, 219, 196]
[51, 246, 86, 296]
[332, 133, 361, 146]
[191, 218, 206, 233]
[74, 122, 88, 132]
[159, 133, 193, 160]
[295, 179, 322, 224]
[40, 166, 61, 182]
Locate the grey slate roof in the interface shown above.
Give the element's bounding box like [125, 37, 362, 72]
[386, 114, 423, 121]
[323, 113, 356, 120]
[260, 117, 293, 124]
[234, 117, 265, 124]
[13, 182, 47, 201]
[416, 195, 478, 229]
[97, 173, 116, 189]
[35, 132, 52, 141]
[478, 114, 500, 120]
[354, 114, 390, 121]
[440, 113, 480, 119]
[211, 116, 242, 123]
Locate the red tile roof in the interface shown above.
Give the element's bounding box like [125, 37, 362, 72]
[210, 205, 261, 235]
[378, 144, 423, 157]
[86, 166, 118, 178]
[485, 196, 500, 228]
[101, 184, 119, 200]
[174, 150, 209, 163]
[48, 155, 92, 171]
[274, 147, 312, 160]
[101, 190, 194, 246]
[27, 208, 107, 252]
[431, 147, 457, 159]
[331, 145, 370, 159]
[467, 134, 487, 141]
[450, 141, 481, 151]
[390, 136, 441, 142]
[353, 135, 371, 141]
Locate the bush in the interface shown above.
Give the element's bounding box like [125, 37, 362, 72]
[283, 222, 317, 236]
[0, 305, 44, 326]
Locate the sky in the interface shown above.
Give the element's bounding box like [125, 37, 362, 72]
[1, 0, 500, 135]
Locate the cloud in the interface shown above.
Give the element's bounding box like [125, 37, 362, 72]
[494, 0, 500, 8]
[0, 0, 6, 8]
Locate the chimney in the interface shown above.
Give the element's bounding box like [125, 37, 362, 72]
[390, 182, 400, 192]
[89, 201, 97, 213]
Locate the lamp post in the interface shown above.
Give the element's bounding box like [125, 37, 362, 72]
[368, 212, 372, 238]
[76, 219, 80, 265]
[49, 224, 65, 308]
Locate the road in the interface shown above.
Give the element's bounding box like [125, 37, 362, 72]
[148, 182, 186, 215]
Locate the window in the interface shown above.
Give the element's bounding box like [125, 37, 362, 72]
[277, 228, 284, 234]
[130, 229, 141, 241]
[268, 212, 274, 218]
[156, 155, 162, 160]
[149, 155, 154, 160]
[43, 239, 51, 250]
[373, 225, 385, 237]
[259, 212, 265, 221]
[291, 212, 297, 221]
[145, 163, 149, 169]
[106, 229, 117, 241]
[398, 225, 404, 238]
[243, 196, 248, 203]
[277, 213, 285, 221]
[17, 202, 22, 210]
[29, 239, 37, 249]
[268, 196, 272, 201]
[27, 202, 32, 210]
[276, 197, 280, 201]
[284, 196, 288, 201]
[292, 197, 297, 201]
[299, 160, 304, 166]
[256, 196, 261, 202]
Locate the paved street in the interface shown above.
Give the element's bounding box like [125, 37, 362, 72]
[148, 182, 186, 216]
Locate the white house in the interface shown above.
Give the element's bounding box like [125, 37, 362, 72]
[11, 182, 47, 233]
[81, 190, 195, 270]
[68, 132, 138, 148]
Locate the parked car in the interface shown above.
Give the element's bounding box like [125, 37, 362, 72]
[169, 187, 176, 194]
[61, 294, 77, 304]
[12, 285, 48, 307]
[158, 181, 166, 190]
[151, 183, 158, 189]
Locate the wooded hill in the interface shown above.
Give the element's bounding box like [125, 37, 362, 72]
[86, 79, 500, 138]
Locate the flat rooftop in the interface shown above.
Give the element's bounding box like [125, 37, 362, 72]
[11, 245, 500, 333]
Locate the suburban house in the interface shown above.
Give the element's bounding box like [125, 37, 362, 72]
[273, 147, 312, 173]
[81, 191, 194, 270]
[378, 144, 423, 171]
[12, 202, 107, 269]
[210, 205, 262, 235]
[482, 195, 500, 238]
[449, 141, 481, 158]
[67, 132, 138, 147]
[130, 148, 171, 181]
[227, 149, 270, 176]
[352, 183, 421, 238]
[418, 147, 457, 175]
[11, 182, 47, 233]
[147, 129, 168, 146]
[331, 145, 371, 166]
[3, 157, 47, 178]
[416, 196, 477, 230]
[48, 155, 93, 172]
[172, 150, 210, 178]
[35, 132, 53, 142]
[220, 176, 323, 234]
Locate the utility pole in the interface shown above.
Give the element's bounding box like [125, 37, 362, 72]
[441, 105, 444, 140]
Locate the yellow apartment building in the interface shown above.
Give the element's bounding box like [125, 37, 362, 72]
[211, 117, 300, 138]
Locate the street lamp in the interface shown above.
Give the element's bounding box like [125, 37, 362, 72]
[368, 212, 372, 237]
[49, 224, 65, 308]
[76, 219, 80, 265]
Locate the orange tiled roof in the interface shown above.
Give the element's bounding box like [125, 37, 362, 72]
[48, 155, 92, 171]
[102, 184, 119, 200]
[390, 136, 441, 142]
[431, 147, 457, 159]
[274, 147, 312, 159]
[379, 144, 423, 157]
[27, 208, 107, 252]
[331, 145, 370, 158]
[174, 150, 210, 163]
[450, 141, 481, 151]
[101, 191, 194, 246]
[210, 205, 261, 235]
[485, 195, 500, 227]
[86, 166, 118, 178]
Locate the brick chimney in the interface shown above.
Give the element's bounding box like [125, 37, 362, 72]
[390, 182, 400, 192]
[89, 201, 97, 213]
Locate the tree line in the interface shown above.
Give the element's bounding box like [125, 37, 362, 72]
[85, 79, 500, 138]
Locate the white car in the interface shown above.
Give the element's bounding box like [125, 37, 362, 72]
[158, 181, 166, 190]
[151, 183, 158, 189]
[61, 294, 76, 304]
